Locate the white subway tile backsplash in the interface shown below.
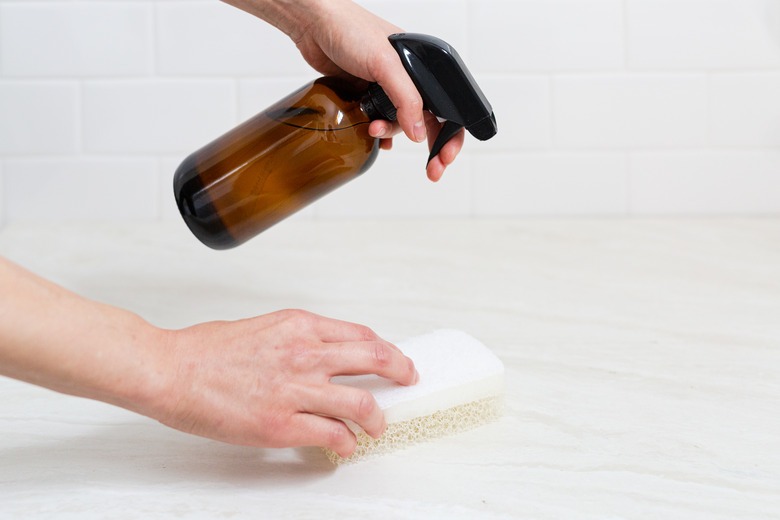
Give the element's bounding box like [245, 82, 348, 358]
[0, 0, 779, 220]
[627, 0, 780, 70]
[159, 157, 185, 222]
[0, 81, 79, 154]
[477, 75, 551, 152]
[709, 73, 780, 147]
[0, 2, 152, 77]
[4, 158, 158, 222]
[629, 152, 780, 215]
[470, 0, 623, 73]
[358, 0, 468, 59]
[156, 1, 311, 77]
[83, 80, 235, 154]
[312, 151, 471, 218]
[553, 75, 708, 149]
[473, 153, 628, 216]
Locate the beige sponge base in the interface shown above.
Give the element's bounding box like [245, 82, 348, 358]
[324, 394, 504, 465]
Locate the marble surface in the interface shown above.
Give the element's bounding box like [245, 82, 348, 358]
[1, 218, 779, 519]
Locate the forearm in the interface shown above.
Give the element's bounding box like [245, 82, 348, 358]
[0, 256, 169, 417]
[220, 0, 327, 40]
[0, 255, 416, 455]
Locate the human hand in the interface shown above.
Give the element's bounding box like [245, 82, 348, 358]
[0, 256, 416, 458]
[155, 309, 418, 458]
[293, 0, 465, 181]
[222, 0, 465, 181]
[370, 112, 465, 182]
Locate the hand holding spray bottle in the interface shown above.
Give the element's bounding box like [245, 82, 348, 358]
[173, 34, 497, 249]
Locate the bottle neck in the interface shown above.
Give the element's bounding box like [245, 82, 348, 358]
[360, 83, 398, 122]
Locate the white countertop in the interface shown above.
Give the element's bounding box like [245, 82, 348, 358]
[1, 218, 779, 519]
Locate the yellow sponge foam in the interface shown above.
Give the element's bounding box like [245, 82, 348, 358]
[325, 329, 504, 464]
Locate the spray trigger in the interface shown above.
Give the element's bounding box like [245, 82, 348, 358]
[363, 33, 497, 167]
[428, 120, 464, 166]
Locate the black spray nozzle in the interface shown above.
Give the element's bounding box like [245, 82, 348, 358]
[364, 33, 497, 165]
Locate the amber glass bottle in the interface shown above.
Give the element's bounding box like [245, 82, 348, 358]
[175, 34, 498, 250]
[174, 77, 380, 249]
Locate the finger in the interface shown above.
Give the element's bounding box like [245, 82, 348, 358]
[368, 119, 402, 139]
[306, 314, 382, 344]
[437, 127, 466, 165]
[323, 340, 417, 386]
[424, 112, 465, 158]
[380, 138, 393, 151]
[303, 314, 404, 355]
[286, 413, 357, 458]
[277, 311, 405, 357]
[427, 129, 465, 182]
[425, 117, 466, 181]
[298, 384, 386, 439]
[371, 51, 426, 143]
[427, 156, 446, 182]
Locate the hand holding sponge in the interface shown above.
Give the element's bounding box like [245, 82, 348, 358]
[326, 329, 505, 464]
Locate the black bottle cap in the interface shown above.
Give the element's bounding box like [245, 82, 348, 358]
[366, 82, 397, 121]
[366, 33, 497, 164]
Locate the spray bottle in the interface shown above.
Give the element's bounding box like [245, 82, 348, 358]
[173, 33, 497, 249]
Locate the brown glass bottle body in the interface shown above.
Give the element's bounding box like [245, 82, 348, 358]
[174, 77, 379, 249]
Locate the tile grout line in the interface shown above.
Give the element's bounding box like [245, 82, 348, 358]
[5, 70, 780, 81]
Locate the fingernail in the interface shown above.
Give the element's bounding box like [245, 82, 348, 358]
[413, 120, 426, 143]
[373, 127, 386, 138]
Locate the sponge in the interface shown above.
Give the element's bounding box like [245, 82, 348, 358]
[325, 329, 504, 464]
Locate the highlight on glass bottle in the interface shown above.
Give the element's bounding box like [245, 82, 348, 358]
[174, 77, 380, 250]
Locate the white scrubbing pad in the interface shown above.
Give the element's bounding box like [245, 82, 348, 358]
[325, 329, 504, 464]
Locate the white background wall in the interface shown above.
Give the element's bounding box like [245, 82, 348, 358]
[1, 0, 780, 226]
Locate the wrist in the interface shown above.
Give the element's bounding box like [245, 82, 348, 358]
[97, 316, 175, 421]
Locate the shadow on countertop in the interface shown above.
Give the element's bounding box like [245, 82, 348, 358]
[0, 418, 336, 489]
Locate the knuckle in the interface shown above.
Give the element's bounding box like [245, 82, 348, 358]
[373, 48, 399, 73]
[405, 96, 424, 112]
[328, 421, 352, 451]
[372, 341, 390, 368]
[283, 309, 313, 328]
[276, 308, 299, 319]
[284, 339, 321, 370]
[355, 391, 377, 421]
[355, 324, 378, 342]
